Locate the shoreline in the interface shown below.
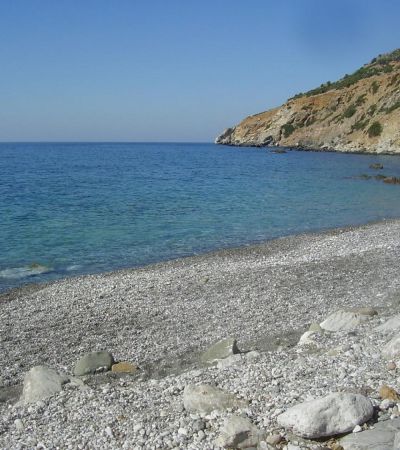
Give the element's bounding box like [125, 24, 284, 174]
[1, 216, 398, 301]
[2, 218, 400, 448]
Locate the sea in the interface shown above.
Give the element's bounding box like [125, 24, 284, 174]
[1, 142, 400, 292]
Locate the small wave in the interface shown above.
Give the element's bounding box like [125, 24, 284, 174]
[0, 265, 53, 279]
[66, 264, 82, 272]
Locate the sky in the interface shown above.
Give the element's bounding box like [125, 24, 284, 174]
[1, 0, 400, 142]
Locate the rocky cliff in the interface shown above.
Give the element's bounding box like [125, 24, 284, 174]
[216, 49, 400, 154]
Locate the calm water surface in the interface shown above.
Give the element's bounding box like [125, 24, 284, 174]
[1, 142, 400, 292]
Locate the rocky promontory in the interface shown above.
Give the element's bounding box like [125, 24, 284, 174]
[216, 49, 400, 154]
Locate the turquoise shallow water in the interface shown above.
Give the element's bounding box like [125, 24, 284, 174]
[1, 142, 400, 292]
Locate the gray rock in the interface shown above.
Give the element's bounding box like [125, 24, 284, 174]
[340, 417, 400, 449]
[320, 310, 369, 332]
[298, 331, 317, 346]
[21, 366, 66, 404]
[376, 315, 400, 333]
[394, 430, 400, 449]
[74, 351, 114, 376]
[382, 335, 400, 360]
[215, 415, 261, 449]
[183, 384, 247, 413]
[348, 307, 378, 316]
[201, 338, 239, 364]
[277, 392, 374, 439]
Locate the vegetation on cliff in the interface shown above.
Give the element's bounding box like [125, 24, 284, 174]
[215, 49, 400, 154]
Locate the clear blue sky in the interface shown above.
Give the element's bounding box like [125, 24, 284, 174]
[1, 0, 400, 142]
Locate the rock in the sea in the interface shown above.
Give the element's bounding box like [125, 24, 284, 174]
[74, 351, 114, 376]
[320, 310, 370, 332]
[277, 392, 373, 439]
[379, 385, 399, 401]
[111, 362, 138, 374]
[369, 163, 384, 170]
[216, 415, 261, 449]
[382, 334, 400, 360]
[183, 384, 247, 413]
[340, 417, 400, 450]
[201, 338, 240, 364]
[376, 315, 400, 332]
[21, 366, 66, 403]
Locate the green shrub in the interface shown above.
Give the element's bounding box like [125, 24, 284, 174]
[355, 94, 367, 106]
[371, 81, 379, 94]
[282, 123, 295, 137]
[343, 104, 357, 118]
[368, 121, 383, 137]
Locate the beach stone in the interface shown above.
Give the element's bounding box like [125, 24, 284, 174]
[277, 392, 373, 439]
[340, 417, 400, 449]
[298, 331, 317, 346]
[74, 351, 114, 376]
[376, 315, 400, 332]
[111, 362, 138, 374]
[382, 335, 400, 360]
[201, 338, 239, 363]
[21, 366, 66, 404]
[379, 385, 399, 401]
[308, 322, 323, 333]
[387, 361, 397, 371]
[266, 433, 282, 445]
[348, 307, 378, 316]
[215, 415, 261, 449]
[183, 384, 247, 413]
[320, 310, 369, 332]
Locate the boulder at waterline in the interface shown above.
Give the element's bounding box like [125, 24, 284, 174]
[340, 417, 400, 450]
[74, 351, 114, 376]
[21, 366, 67, 403]
[183, 384, 247, 413]
[277, 392, 373, 439]
[200, 337, 240, 364]
[215, 415, 261, 449]
[382, 334, 400, 360]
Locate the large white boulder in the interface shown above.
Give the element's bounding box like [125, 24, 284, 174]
[277, 392, 373, 439]
[320, 310, 369, 332]
[21, 366, 67, 404]
[376, 315, 400, 333]
[382, 334, 400, 360]
[183, 384, 247, 413]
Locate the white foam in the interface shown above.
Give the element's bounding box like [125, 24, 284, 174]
[0, 265, 52, 279]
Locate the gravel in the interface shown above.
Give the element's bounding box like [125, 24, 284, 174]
[1, 219, 400, 449]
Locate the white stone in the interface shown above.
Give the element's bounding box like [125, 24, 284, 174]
[320, 310, 369, 332]
[341, 417, 400, 449]
[21, 366, 66, 404]
[277, 392, 373, 439]
[376, 315, 400, 332]
[215, 415, 260, 449]
[14, 419, 24, 431]
[382, 334, 400, 360]
[183, 384, 247, 413]
[298, 331, 317, 346]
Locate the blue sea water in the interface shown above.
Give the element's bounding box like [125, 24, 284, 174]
[1, 142, 400, 292]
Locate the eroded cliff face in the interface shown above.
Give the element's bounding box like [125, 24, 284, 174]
[216, 54, 400, 154]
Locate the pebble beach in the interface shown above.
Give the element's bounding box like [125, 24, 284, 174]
[2, 219, 400, 449]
